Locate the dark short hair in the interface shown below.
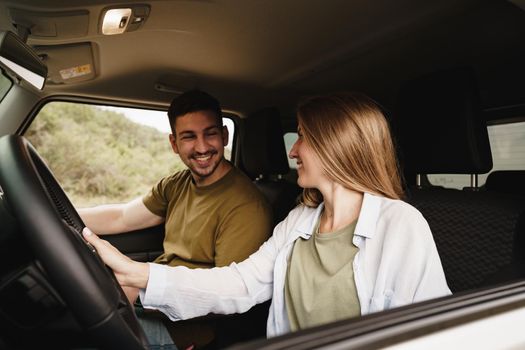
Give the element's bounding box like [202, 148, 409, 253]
[167, 89, 222, 132]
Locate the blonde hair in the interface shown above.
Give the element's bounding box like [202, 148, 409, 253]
[297, 92, 404, 207]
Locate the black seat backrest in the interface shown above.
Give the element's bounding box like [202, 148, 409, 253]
[484, 170, 525, 275]
[211, 108, 301, 348]
[395, 67, 493, 186]
[240, 107, 301, 226]
[407, 188, 525, 291]
[485, 170, 525, 197]
[395, 67, 525, 292]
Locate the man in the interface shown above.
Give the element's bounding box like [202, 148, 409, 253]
[79, 89, 273, 348]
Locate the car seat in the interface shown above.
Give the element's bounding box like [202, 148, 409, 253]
[485, 170, 525, 197]
[394, 67, 525, 292]
[240, 106, 301, 227]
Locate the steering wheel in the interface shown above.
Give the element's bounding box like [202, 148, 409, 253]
[0, 135, 148, 349]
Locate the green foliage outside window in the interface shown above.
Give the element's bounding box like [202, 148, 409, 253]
[26, 102, 186, 207]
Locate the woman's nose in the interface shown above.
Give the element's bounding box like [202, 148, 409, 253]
[289, 141, 298, 159]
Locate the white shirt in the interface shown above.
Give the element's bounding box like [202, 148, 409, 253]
[141, 192, 451, 337]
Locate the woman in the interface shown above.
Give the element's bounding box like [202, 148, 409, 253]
[83, 91, 451, 337]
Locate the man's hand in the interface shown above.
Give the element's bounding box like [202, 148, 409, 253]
[82, 227, 150, 289]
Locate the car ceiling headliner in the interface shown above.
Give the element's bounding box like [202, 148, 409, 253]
[0, 0, 524, 117]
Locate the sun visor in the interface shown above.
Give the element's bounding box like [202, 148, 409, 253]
[35, 43, 96, 84]
[9, 8, 89, 39]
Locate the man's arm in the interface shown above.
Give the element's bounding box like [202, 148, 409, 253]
[78, 197, 164, 235]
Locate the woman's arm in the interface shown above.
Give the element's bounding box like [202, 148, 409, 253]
[82, 217, 290, 320]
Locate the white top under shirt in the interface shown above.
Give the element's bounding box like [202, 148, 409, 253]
[140, 192, 452, 337]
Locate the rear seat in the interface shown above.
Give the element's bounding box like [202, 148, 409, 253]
[394, 67, 525, 292]
[484, 170, 525, 275]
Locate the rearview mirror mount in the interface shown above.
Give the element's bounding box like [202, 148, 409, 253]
[0, 30, 47, 90]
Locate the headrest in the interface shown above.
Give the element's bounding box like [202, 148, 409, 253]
[240, 107, 290, 178]
[485, 170, 525, 196]
[394, 67, 493, 176]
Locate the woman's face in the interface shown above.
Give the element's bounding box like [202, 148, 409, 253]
[289, 125, 326, 189]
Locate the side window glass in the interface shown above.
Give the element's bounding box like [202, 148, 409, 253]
[486, 121, 525, 172]
[0, 71, 12, 103]
[428, 120, 525, 189]
[25, 102, 235, 207]
[284, 132, 298, 169]
[223, 118, 234, 160]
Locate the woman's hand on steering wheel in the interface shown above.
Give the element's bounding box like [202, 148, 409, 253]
[83, 227, 150, 289]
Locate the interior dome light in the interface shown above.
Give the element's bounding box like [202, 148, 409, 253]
[102, 8, 132, 35]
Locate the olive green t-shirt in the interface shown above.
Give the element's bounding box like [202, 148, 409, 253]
[285, 218, 360, 331]
[143, 166, 273, 268]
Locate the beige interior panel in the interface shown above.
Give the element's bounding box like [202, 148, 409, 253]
[9, 8, 89, 39]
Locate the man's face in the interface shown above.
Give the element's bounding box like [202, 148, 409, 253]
[170, 110, 229, 186]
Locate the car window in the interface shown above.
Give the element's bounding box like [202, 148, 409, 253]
[0, 70, 12, 103]
[284, 132, 298, 169]
[25, 101, 235, 207]
[428, 120, 525, 189]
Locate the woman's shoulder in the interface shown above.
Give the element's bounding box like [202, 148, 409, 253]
[287, 202, 318, 218]
[275, 203, 318, 230]
[369, 195, 434, 245]
[374, 194, 427, 225]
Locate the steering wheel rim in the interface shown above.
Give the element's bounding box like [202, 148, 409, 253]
[0, 135, 148, 349]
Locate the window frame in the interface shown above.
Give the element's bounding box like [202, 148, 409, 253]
[22, 98, 239, 207]
[21, 96, 239, 162]
[427, 116, 525, 189]
[0, 68, 13, 104]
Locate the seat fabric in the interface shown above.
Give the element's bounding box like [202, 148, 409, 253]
[240, 106, 301, 226]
